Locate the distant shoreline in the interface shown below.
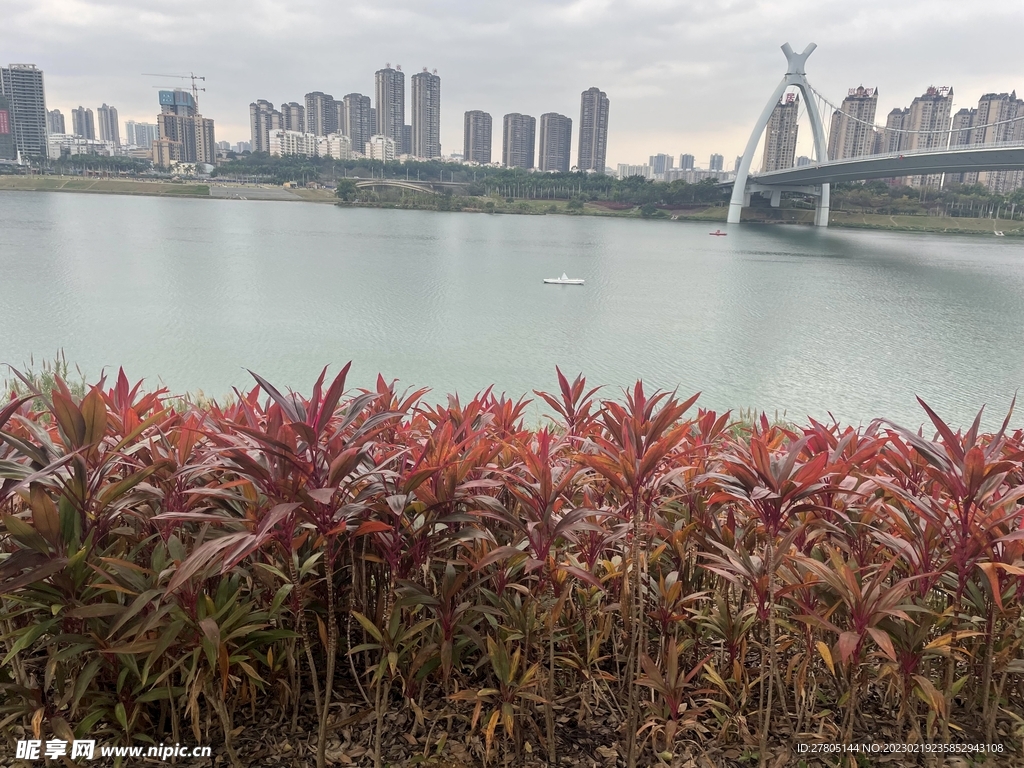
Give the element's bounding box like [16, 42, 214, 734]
[1, 175, 1019, 236]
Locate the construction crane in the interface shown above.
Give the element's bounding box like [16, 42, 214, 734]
[142, 72, 206, 109]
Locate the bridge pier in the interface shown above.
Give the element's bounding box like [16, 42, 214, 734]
[746, 182, 830, 225]
[814, 183, 830, 227]
[728, 42, 832, 227]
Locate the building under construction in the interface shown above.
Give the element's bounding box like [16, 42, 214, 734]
[152, 86, 215, 166]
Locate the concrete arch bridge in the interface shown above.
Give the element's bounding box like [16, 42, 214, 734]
[353, 179, 469, 195]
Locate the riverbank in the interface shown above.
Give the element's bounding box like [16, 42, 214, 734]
[2, 174, 1021, 234]
[0, 174, 211, 198]
[0, 175, 342, 202]
[734, 205, 1024, 235]
[339, 196, 1024, 235]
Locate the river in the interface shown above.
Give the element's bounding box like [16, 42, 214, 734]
[1, 190, 1022, 429]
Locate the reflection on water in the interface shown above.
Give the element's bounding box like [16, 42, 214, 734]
[2, 190, 1023, 429]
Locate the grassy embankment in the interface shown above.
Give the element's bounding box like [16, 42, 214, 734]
[0, 175, 209, 197]
[735, 204, 1024, 234]
[342, 195, 1024, 234]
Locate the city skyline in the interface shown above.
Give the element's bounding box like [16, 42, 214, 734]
[5, 1, 1021, 168]
[27, 74, 1024, 179]
[16, 71, 1024, 181]
[7, 60, 1024, 183]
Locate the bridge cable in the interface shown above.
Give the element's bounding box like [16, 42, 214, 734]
[817, 92, 834, 161]
[806, 81, 1024, 136]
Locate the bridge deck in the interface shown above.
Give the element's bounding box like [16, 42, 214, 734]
[748, 144, 1024, 186]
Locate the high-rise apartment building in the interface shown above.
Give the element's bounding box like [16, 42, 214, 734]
[827, 86, 878, 160]
[156, 89, 215, 165]
[649, 153, 674, 175]
[342, 94, 373, 156]
[72, 107, 96, 140]
[950, 108, 975, 148]
[538, 112, 572, 173]
[125, 121, 158, 148]
[970, 92, 1023, 148]
[881, 108, 908, 154]
[869, 130, 885, 155]
[904, 87, 953, 151]
[411, 69, 441, 159]
[959, 91, 1024, 192]
[0, 94, 16, 161]
[679, 153, 694, 170]
[333, 102, 346, 139]
[577, 87, 609, 173]
[903, 86, 954, 188]
[249, 100, 282, 154]
[401, 125, 412, 156]
[304, 92, 337, 136]
[502, 113, 535, 169]
[946, 108, 976, 184]
[374, 65, 405, 141]
[47, 108, 64, 135]
[154, 113, 216, 165]
[97, 104, 120, 145]
[281, 102, 305, 133]
[879, 87, 954, 188]
[0, 64, 48, 159]
[464, 110, 492, 163]
[761, 93, 799, 172]
[709, 153, 724, 171]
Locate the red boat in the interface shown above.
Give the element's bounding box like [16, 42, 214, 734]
[709, 229, 727, 236]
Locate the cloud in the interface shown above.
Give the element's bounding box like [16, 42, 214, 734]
[3, 0, 1022, 166]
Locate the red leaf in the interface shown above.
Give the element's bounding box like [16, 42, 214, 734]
[353, 520, 392, 537]
[837, 631, 861, 664]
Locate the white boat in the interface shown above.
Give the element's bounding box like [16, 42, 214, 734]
[994, 231, 1005, 236]
[543, 272, 585, 285]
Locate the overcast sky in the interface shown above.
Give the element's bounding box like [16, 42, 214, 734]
[3, 0, 1023, 167]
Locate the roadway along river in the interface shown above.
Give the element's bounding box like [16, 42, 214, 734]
[2, 190, 1022, 429]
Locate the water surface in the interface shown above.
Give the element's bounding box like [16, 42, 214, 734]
[2, 190, 1022, 429]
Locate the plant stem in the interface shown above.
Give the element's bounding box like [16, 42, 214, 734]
[316, 548, 338, 768]
[286, 553, 322, 716]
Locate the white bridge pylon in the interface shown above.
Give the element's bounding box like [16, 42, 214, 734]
[728, 43, 831, 227]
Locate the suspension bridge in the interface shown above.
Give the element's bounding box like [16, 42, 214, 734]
[728, 43, 1024, 226]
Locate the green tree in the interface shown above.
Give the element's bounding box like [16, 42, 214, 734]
[336, 178, 358, 201]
